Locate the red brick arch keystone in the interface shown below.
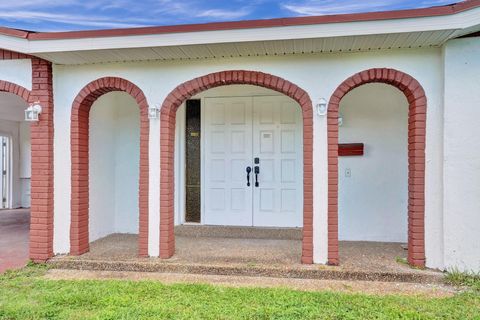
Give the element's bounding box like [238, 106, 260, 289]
[160, 70, 314, 263]
[327, 68, 426, 267]
[70, 77, 150, 257]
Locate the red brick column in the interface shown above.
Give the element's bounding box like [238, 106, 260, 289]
[29, 59, 55, 261]
[70, 77, 150, 257]
[160, 70, 314, 263]
[327, 68, 426, 267]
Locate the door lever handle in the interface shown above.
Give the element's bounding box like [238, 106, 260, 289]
[254, 166, 260, 187]
[246, 166, 252, 186]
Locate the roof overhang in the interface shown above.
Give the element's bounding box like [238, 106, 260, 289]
[0, 0, 479, 65]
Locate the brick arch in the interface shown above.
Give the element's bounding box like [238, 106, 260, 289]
[0, 80, 31, 102]
[327, 68, 426, 267]
[70, 77, 150, 257]
[160, 70, 314, 263]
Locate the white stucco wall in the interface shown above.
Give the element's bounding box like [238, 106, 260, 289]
[114, 96, 140, 234]
[52, 48, 444, 265]
[0, 59, 32, 91]
[443, 37, 480, 272]
[339, 84, 408, 242]
[89, 96, 116, 241]
[18, 122, 31, 208]
[89, 92, 140, 242]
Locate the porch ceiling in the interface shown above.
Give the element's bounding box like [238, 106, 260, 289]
[34, 30, 459, 65]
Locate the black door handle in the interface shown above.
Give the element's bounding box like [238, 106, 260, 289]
[246, 166, 252, 186]
[254, 166, 260, 187]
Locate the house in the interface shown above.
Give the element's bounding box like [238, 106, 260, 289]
[0, 0, 479, 273]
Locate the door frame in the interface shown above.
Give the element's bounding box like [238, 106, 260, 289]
[0, 135, 11, 209]
[178, 92, 302, 227]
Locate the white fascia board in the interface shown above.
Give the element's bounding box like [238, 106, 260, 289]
[1, 6, 479, 55]
[0, 36, 29, 53]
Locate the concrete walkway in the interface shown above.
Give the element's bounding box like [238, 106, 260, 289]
[0, 209, 30, 273]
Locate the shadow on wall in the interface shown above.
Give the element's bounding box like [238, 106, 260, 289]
[89, 92, 140, 242]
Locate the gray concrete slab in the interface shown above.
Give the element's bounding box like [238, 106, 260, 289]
[51, 232, 444, 284]
[0, 209, 30, 273]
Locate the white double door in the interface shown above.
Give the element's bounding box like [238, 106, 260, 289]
[204, 96, 303, 227]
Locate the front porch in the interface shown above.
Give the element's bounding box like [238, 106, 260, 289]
[50, 227, 442, 284]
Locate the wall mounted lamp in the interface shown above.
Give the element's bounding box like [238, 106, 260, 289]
[24, 101, 42, 122]
[316, 98, 328, 116]
[148, 104, 160, 120]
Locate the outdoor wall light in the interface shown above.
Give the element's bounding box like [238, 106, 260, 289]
[24, 101, 42, 122]
[148, 104, 160, 120]
[316, 98, 328, 116]
[338, 114, 344, 126]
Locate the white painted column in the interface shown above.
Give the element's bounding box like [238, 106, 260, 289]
[148, 116, 160, 257]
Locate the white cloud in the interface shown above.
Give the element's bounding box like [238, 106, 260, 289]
[0, 0, 256, 30]
[0, 0, 79, 9]
[196, 8, 252, 19]
[281, 0, 456, 16]
[0, 10, 155, 29]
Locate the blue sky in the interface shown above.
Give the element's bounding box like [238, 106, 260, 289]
[0, 0, 458, 32]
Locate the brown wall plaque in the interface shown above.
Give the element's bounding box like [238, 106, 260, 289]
[339, 143, 364, 156]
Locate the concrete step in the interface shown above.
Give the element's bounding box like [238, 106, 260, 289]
[48, 259, 444, 284]
[174, 225, 303, 240]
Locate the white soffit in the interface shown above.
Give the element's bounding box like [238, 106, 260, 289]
[34, 30, 459, 65]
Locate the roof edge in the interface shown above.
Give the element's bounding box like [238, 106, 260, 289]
[0, 0, 479, 41]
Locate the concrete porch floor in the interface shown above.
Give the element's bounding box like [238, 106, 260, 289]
[51, 231, 443, 283]
[0, 209, 30, 273]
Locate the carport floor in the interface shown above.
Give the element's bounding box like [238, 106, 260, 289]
[51, 233, 443, 283]
[0, 209, 30, 273]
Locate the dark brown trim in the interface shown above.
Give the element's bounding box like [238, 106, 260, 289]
[0, 1, 477, 41]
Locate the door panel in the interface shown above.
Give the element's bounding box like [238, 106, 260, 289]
[204, 97, 253, 226]
[203, 95, 302, 227]
[252, 96, 303, 227]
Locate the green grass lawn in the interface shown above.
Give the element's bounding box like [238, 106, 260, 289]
[0, 265, 479, 320]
